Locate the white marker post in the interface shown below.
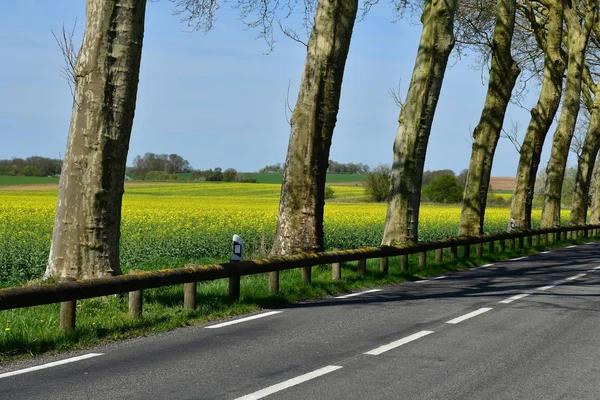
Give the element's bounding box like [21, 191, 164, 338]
[229, 235, 243, 300]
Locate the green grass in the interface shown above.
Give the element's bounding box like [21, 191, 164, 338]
[0, 233, 592, 362]
[0, 176, 59, 186]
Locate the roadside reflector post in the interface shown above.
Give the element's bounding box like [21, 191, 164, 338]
[60, 300, 76, 331]
[230, 235, 243, 300]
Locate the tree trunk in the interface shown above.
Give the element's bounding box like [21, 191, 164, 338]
[459, 0, 520, 236]
[381, 0, 457, 245]
[540, 1, 597, 228]
[270, 0, 358, 255]
[509, 0, 565, 231]
[45, 0, 147, 280]
[570, 84, 600, 225]
[590, 152, 600, 224]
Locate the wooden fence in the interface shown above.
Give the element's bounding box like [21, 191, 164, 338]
[1, 224, 598, 330]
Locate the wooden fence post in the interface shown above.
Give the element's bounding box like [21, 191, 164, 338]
[476, 243, 483, 257]
[60, 300, 76, 331]
[435, 248, 443, 264]
[301, 267, 312, 284]
[509, 238, 515, 251]
[488, 241, 494, 254]
[499, 239, 505, 253]
[450, 246, 457, 259]
[380, 257, 389, 274]
[357, 259, 367, 277]
[534, 235, 540, 247]
[184, 282, 196, 310]
[419, 252, 426, 268]
[463, 244, 471, 258]
[332, 261, 341, 281]
[269, 271, 279, 294]
[129, 270, 143, 318]
[526, 235, 532, 248]
[400, 254, 408, 271]
[518, 236, 524, 249]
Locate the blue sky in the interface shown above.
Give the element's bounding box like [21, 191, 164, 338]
[0, 0, 571, 176]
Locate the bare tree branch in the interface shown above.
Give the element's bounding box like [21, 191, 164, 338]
[500, 120, 522, 153]
[389, 79, 404, 108]
[51, 19, 80, 97]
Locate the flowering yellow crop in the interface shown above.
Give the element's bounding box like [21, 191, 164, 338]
[0, 183, 570, 284]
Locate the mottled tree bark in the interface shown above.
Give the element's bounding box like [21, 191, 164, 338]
[270, 0, 358, 255]
[381, 0, 457, 245]
[459, 0, 520, 236]
[509, 0, 565, 231]
[590, 152, 600, 223]
[541, 0, 597, 228]
[570, 80, 600, 225]
[45, 0, 147, 280]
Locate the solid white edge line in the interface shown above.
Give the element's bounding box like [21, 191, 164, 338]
[446, 308, 492, 324]
[0, 353, 104, 379]
[566, 245, 578, 249]
[234, 365, 343, 400]
[206, 311, 282, 329]
[499, 293, 530, 304]
[540, 251, 551, 254]
[511, 256, 528, 261]
[565, 273, 587, 281]
[365, 330, 434, 356]
[415, 280, 428, 283]
[537, 284, 556, 291]
[335, 289, 382, 299]
[430, 276, 448, 280]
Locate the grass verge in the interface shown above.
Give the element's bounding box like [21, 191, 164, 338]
[0, 234, 594, 363]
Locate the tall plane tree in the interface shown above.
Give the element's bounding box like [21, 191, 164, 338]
[541, 0, 597, 228]
[45, 0, 147, 280]
[509, 0, 565, 231]
[381, 0, 457, 245]
[270, 0, 359, 266]
[459, 0, 520, 236]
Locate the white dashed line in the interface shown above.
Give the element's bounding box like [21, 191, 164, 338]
[510, 256, 528, 261]
[593, 266, 600, 270]
[234, 365, 343, 400]
[537, 284, 556, 291]
[499, 293, 530, 304]
[205, 311, 282, 329]
[0, 353, 104, 379]
[430, 276, 448, 280]
[565, 273, 587, 281]
[365, 331, 434, 355]
[335, 289, 382, 299]
[446, 308, 492, 324]
[473, 263, 494, 270]
[566, 245, 577, 249]
[541, 251, 551, 254]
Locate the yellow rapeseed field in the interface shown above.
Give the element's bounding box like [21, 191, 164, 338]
[0, 183, 568, 284]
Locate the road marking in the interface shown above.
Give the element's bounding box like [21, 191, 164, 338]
[335, 289, 382, 299]
[537, 284, 556, 291]
[364, 331, 434, 356]
[566, 245, 577, 248]
[499, 293, 530, 304]
[511, 256, 528, 261]
[0, 353, 104, 379]
[593, 266, 600, 270]
[565, 273, 587, 281]
[585, 242, 595, 245]
[205, 311, 282, 329]
[415, 280, 428, 283]
[446, 308, 492, 324]
[234, 365, 343, 400]
[541, 251, 551, 254]
[430, 276, 447, 280]
[473, 263, 494, 270]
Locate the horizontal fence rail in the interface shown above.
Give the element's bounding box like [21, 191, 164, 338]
[1, 224, 598, 329]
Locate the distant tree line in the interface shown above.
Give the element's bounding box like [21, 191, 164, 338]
[0, 156, 62, 177]
[129, 152, 193, 179]
[192, 168, 257, 183]
[259, 160, 371, 175]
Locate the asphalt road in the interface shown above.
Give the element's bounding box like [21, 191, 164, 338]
[2, 242, 600, 399]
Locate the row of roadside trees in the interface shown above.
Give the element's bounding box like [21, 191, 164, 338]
[43, 0, 600, 282]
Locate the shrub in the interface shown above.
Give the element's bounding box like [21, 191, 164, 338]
[364, 164, 391, 202]
[325, 186, 335, 199]
[144, 171, 178, 181]
[421, 174, 463, 204]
